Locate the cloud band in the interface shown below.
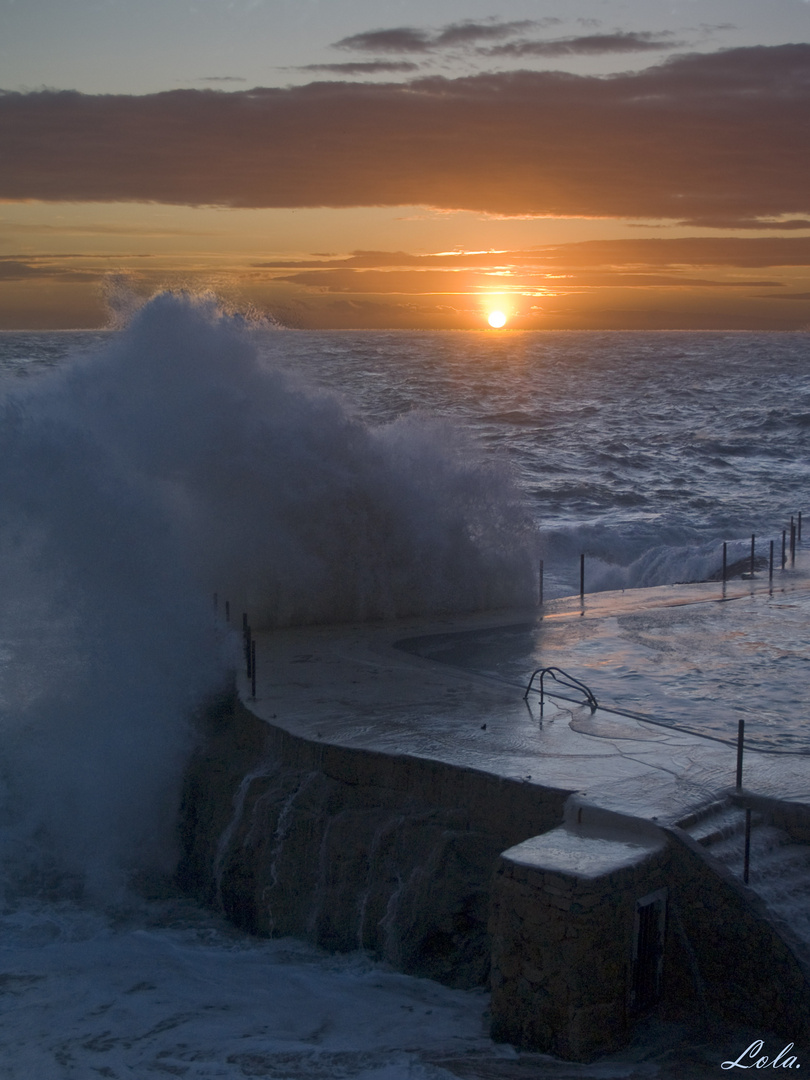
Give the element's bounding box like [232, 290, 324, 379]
[1, 45, 808, 221]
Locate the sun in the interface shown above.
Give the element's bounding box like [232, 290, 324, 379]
[488, 310, 507, 328]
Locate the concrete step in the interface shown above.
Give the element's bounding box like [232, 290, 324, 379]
[676, 797, 730, 832]
[683, 803, 762, 848]
[706, 821, 810, 946]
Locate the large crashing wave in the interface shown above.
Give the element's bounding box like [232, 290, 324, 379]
[0, 291, 537, 898]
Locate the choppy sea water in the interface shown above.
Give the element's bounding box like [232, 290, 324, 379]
[263, 327, 810, 594]
[3, 325, 809, 598]
[0, 305, 807, 1076]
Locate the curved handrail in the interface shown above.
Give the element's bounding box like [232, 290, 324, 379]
[523, 666, 598, 711]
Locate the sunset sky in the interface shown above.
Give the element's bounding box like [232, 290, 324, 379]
[2, 0, 809, 330]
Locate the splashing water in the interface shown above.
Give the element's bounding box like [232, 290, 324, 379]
[0, 290, 537, 899]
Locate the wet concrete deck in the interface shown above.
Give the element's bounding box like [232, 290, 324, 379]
[240, 554, 810, 827]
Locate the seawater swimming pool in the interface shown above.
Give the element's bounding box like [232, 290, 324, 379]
[397, 570, 810, 754]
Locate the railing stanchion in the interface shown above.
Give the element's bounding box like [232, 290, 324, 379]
[722, 541, 727, 582]
[580, 553, 585, 599]
[750, 534, 755, 578]
[769, 539, 774, 581]
[736, 717, 745, 791]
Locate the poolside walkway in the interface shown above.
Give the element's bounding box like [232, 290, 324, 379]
[240, 554, 810, 828]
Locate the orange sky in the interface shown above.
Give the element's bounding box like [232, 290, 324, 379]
[2, 38, 809, 330]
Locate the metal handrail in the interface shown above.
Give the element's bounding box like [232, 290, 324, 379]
[523, 666, 598, 711]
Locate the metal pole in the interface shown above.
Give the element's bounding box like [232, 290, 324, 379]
[251, 640, 256, 698]
[539, 559, 544, 606]
[736, 717, 745, 791]
[782, 530, 787, 569]
[769, 539, 774, 581]
[580, 553, 585, 599]
[743, 808, 752, 885]
[750, 534, 755, 578]
[722, 541, 727, 582]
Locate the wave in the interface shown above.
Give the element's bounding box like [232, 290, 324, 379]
[0, 291, 538, 899]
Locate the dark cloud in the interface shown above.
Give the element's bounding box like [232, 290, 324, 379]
[433, 19, 541, 47]
[198, 76, 247, 84]
[483, 32, 680, 58]
[1, 45, 808, 222]
[257, 239, 810, 274]
[333, 19, 551, 54]
[0, 258, 93, 281]
[333, 27, 433, 53]
[0, 259, 42, 280]
[254, 240, 810, 285]
[550, 237, 810, 268]
[677, 217, 810, 231]
[298, 62, 420, 75]
[272, 267, 783, 293]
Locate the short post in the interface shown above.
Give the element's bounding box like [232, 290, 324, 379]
[743, 808, 752, 885]
[722, 541, 727, 582]
[539, 559, 544, 606]
[769, 539, 774, 581]
[782, 530, 787, 569]
[580, 553, 585, 599]
[750, 533, 755, 578]
[736, 717, 745, 791]
[251, 640, 257, 699]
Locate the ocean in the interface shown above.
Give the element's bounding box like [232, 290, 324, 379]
[0, 292, 807, 1077]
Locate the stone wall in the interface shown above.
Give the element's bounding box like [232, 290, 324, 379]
[178, 691, 571, 988]
[488, 834, 671, 1061]
[487, 822, 810, 1061]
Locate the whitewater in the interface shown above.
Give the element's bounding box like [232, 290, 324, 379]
[0, 293, 807, 1077]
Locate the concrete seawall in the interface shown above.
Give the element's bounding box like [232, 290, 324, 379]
[180, 692, 571, 987]
[178, 584, 810, 1062]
